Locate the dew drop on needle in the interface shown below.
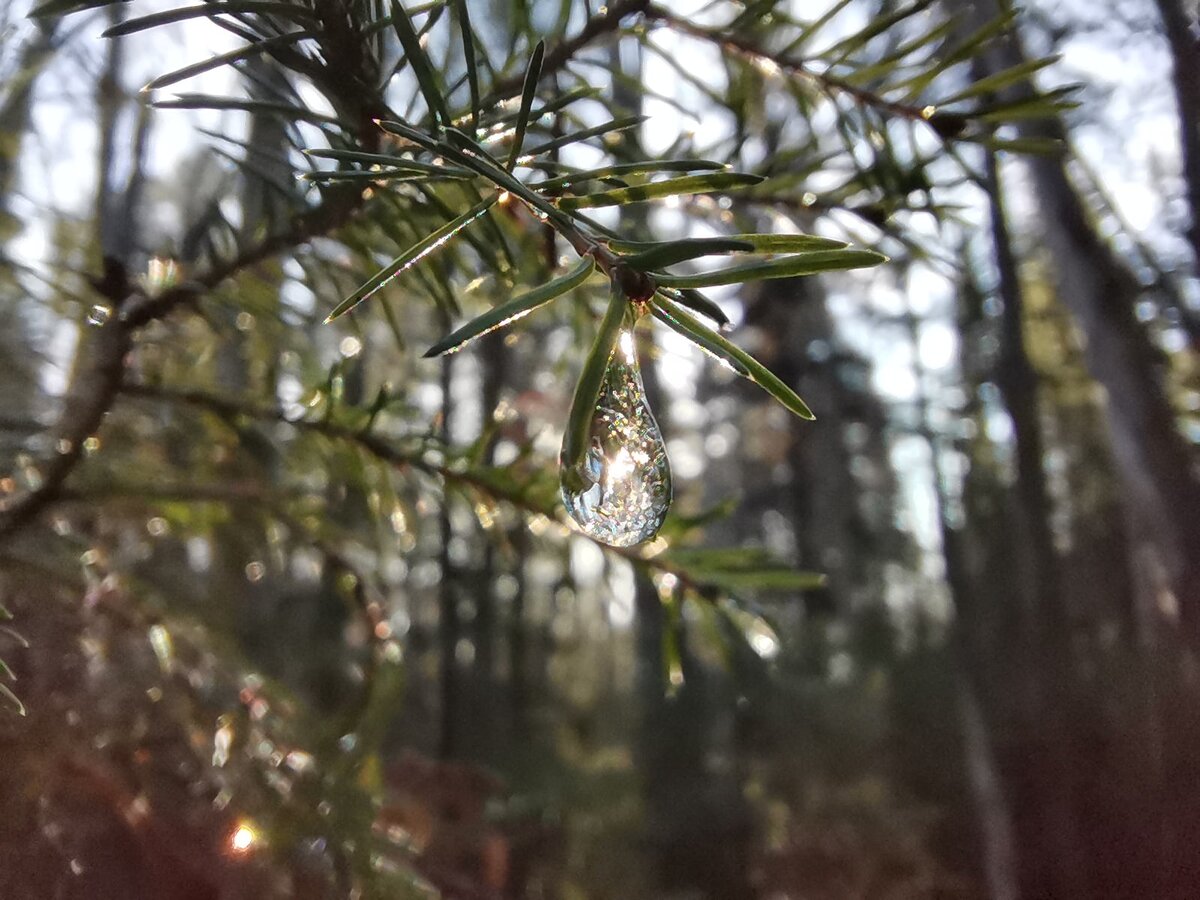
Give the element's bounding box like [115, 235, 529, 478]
[560, 328, 671, 547]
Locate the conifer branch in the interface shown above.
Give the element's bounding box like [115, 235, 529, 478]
[0, 187, 366, 542]
[484, 0, 650, 105]
[643, 4, 963, 135]
[120, 381, 712, 596]
[0, 0, 661, 545]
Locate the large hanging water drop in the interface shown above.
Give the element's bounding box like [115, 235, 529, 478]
[561, 328, 672, 547]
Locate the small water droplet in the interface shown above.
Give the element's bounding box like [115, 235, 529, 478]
[560, 327, 671, 547]
[87, 304, 112, 326]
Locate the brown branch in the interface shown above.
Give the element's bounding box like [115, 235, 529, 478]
[642, 3, 945, 128]
[483, 0, 651, 105]
[0, 312, 131, 539]
[0, 182, 369, 543]
[119, 381, 709, 597]
[0, 416, 46, 434]
[0, 0, 661, 545]
[1153, 0, 1200, 274]
[123, 186, 364, 327]
[56, 480, 274, 505]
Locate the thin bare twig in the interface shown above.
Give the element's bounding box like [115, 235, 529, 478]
[119, 381, 707, 596]
[642, 3, 945, 127]
[483, 0, 651, 105]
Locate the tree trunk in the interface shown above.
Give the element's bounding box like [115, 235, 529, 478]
[912, 280, 1034, 900]
[957, 682, 1020, 900]
[967, 0, 1200, 650]
[980, 148, 1098, 899]
[963, 4, 1200, 893]
[984, 150, 1067, 652]
[1153, 0, 1200, 274]
[466, 330, 505, 761]
[437, 345, 460, 760]
[0, 20, 57, 213]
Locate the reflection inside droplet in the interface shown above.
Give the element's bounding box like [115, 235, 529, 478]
[561, 328, 671, 547]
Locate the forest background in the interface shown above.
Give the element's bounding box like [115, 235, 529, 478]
[1, 0, 1198, 897]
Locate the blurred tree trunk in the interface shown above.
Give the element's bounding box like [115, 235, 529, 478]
[94, 5, 124, 261]
[0, 18, 58, 454]
[966, 0, 1200, 650]
[908, 276, 1023, 900]
[507, 530, 530, 726]
[0, 19, 57, 220]
[956, 650, 1020, 900]
[740, 274, 892, 616]
[215, 57, 291, 394]
[963, 3, 1200, 893]
[977, 150, 1094, 899]
[983, 152, 1066, 674]
[1153, 0, 1200, 273]
[437, 335, 460, 760]
[462, 330, 505, 762]
[632, 575, 753, 899]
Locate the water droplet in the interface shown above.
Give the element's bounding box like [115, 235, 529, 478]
[560, 328, 671, 547]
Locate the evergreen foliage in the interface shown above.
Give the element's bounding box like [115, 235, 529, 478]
[8, 1, 1194, 898]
